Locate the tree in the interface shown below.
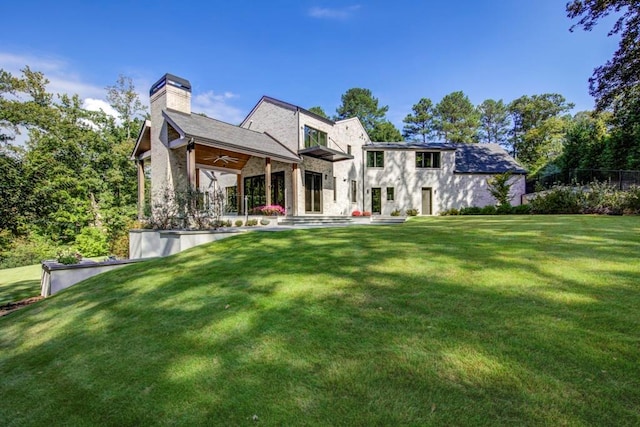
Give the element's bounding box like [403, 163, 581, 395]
[369, 121, 402, 142]
[558, 111, 610, 173]
[433, 91, 480, 143]
[402, 98, 435, 142]
[567, 1, 640, 111]
[487, 172, 515, 207]
[478, 99, 510, 145]
[507, 94, 574, 172]
[106, 75, 147, 139]
[335, 88, 389, 134]
[308, 106, 328, 119]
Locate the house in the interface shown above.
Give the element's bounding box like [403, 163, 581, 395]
[131, 74, 526, 219]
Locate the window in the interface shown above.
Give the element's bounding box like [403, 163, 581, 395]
[347, 145, 352, 155]
[416, 151, 441, 168]
[304, 125, 328, 148]
[367, 151, 384, 167]
[387, 187, 394, 201]
[244, 172, 285, 211]
[226, 186, 237, 212]
[333, 177, 337, 202]
[351, 180, 357, 203]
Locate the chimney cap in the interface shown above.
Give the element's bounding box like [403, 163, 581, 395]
[150, 73, 191, 96]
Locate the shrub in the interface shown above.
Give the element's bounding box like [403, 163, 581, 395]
[496, 203, 513, 215]
[487, 172, 514, 207]
[363, 211, 372, 217]
[57, 248, 82, 265]
[352, 210, 362, 217]
[245, 219, 259, 226]
[235, 220, 244, 227]
[512, 204, 531, 215]
[528, 185, 582, 214]
[0, 233, 60, 269]
[260, 219, 270, 226]
[390, 209, 401, 216]
[249, 205, 286, 216]
[405, 208, 418, 216]
[624, 185, 640, 214]
[481, 205, 498, 215]
[459, 206, 482, 215]
[440, 208, 459, 216]
[225, 220, 233, 227]
[74, 227, 109, 257]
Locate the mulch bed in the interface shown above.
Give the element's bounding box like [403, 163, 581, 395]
[0, 296, 43, 317]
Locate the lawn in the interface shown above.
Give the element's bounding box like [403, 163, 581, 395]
[1, 216, 639, 426]
[0, 263, 42, 306]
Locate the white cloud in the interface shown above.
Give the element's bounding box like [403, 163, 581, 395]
[83, 98, 120, 121]
[192, 90, 244, 124]
[308, 5, 361, 20]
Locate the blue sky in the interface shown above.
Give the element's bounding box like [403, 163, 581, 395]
[1, 1, 620, 129]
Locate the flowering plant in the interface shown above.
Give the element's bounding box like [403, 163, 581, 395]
[249, 205, 286, 216]
[352, 210, 362, 217]
[363, 211, 372, 217]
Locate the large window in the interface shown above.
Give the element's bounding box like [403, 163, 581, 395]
[304, 125, 328, 148]
[416, 151, 441, 168]
[367, 151, 384, 168]
[387, 187, 394, 201]
[226, 186, 237, 212]
[244, 171, 285, 211]
[305, 171, 322, 213]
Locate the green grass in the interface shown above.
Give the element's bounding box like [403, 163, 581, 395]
[0, 263, 42, 306]
[1, 216, 639, 426]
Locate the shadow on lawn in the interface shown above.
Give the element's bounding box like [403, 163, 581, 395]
[1, 216, 639, 425]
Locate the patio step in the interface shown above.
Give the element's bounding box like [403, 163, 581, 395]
[278, 216, 353, 226]
[370, 216, 407, 225]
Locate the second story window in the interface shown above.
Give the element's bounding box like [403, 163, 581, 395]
[366, 151, 384, 168]
[304, 125, 327, 148]
[416, 151, 441, 168]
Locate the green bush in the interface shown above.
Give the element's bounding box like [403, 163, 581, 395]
[235, 220, 244, 227]
[529, 186, 583, 214]
[440, 208, 460, 216]
[512, 204, 531, 215]
[74, 227, 109, 257]
[405, 209, 418, 216]
[390, 209, 401, 217]
[459, 206, 482, 215]
[56, 248, 82, 265]
[624, 185, 640, 214]
[496, 203, 513, 215]
[481, 205, 499, 215]
[260, 219, 270, 226]
[245, 219, 259, 227]
[0, 233, 60, 269]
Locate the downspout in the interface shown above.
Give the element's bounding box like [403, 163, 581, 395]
[362, 146, 365, 212]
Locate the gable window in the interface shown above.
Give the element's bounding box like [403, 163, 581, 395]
[304, 125, 328, 148]
[416, 151, 441, 168]
[387, 187, 394, 201]
[367, 151, 384, 168]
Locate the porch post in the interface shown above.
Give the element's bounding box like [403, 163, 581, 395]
[186, 139, 196, 189]
[291, 163, 298, 216]
[265, 157, 272, 206]
[237, 174, 243, 214]
[137, 159, 145, 219]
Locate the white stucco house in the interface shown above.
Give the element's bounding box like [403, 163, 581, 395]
[131, 74, 526, 219]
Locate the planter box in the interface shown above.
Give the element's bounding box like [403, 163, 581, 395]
[41, 258, 151, 297]
[129, 228, 244, 259]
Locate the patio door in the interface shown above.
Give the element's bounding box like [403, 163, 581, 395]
[421, 187, 432, 215]
[305, 171, 322, 213]
[371, 187, 381, 214]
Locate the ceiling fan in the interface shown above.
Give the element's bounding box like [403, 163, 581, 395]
[202, 154, 240, 165]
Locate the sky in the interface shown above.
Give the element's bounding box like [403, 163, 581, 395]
[1, 1, 621, 130]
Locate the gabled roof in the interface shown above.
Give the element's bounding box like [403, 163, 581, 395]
[163, 109, 300, 163]
[363, 142, 526, 174]
[131, 120, 151, 159]
[241, 96, 335, 127]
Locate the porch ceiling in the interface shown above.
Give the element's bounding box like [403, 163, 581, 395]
[195, 145, 250, 171]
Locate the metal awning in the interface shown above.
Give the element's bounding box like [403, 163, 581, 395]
[299, 145, 353, 162]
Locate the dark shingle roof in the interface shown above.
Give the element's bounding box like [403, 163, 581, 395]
[454, 143, 526, 174]
[163, 109, 300, 163]
[363, 142, 526, 174]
